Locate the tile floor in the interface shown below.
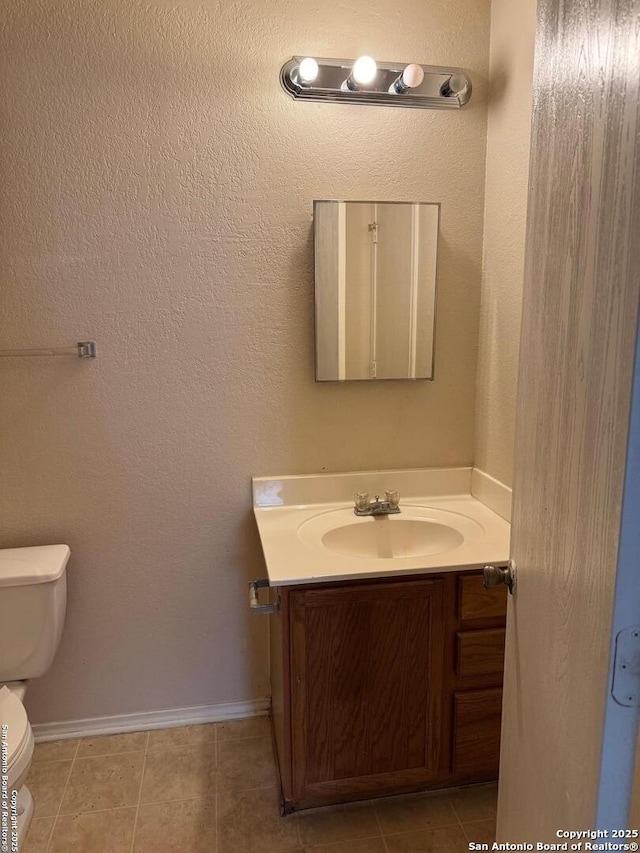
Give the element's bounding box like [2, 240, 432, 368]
[23, 715, 496, 852]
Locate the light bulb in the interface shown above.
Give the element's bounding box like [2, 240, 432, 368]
[298, 57, 319, 85]
[352, 55, 377, 86]
[389, 63, 425, 94]
[440, 73, 469, 98]
[402, 64, 424, 88]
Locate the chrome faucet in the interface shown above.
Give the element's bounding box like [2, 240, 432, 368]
[354, 491, 401, 516]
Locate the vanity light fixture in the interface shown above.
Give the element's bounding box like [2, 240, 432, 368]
[280, 56, 472, 110]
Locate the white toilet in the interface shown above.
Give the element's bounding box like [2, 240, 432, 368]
[0, 545, 69, 847]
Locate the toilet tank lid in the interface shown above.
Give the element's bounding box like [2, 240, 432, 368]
[0, 545, 70, 587]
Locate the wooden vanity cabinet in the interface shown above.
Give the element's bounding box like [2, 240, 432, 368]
[269, 570, 507, 812]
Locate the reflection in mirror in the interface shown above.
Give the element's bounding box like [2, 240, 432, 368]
[314, 201, 439, 381]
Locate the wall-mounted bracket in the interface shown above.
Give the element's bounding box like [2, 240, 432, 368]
[249, 579, 279, 615]
[280, 57, 472, 110]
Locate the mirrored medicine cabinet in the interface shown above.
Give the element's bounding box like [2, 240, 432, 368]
[314, 200, 439, 381]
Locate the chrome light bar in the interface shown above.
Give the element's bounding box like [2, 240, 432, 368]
[280, 57, 472, 110]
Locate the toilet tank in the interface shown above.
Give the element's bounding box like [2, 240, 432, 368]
[0, 545, 69, 682]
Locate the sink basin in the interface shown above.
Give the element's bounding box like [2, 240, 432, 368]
[320, 517, 464, 559]
[297, 505, 483, 561]
[253, 468, 511, 584]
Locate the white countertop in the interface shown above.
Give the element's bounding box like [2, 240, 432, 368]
[252, 468, 511, 587]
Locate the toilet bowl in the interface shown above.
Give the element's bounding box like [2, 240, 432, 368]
[0, 685, 36, 846]
[0, 545, 69, 847]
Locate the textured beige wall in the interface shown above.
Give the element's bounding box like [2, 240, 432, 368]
[0, 0, 490, 723]
[474, 0, 537, 486]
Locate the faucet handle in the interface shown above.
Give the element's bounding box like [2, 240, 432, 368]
[354, 492, 370, 511]
[385, 489, 400, 508]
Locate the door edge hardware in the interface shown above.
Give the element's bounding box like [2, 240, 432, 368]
[249, 579, 280, 615]
[482, 560, 516, 594]
[612, 626, 640, 707]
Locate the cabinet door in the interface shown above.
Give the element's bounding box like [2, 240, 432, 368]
[290, 579, 445, 807]
[453, 687, 503, 780]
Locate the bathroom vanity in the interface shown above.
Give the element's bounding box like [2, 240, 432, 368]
[252, 468, 511, 812]
[269, 569, 506, 811]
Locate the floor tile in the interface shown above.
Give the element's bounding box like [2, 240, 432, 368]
[462, 818, 496, 845]
[147, 723, 217, 751]
[374, 791, 458, 834]
[133, 797, 216, 852]
[59, 752, 144, 814]
[141, 743, 216, 804]
[385, 824, 469, 852]
[217, 785, 300, 853]
[22, 816, 55, 853]
[31, 739, 79, 763]
[217, 736, 277, 792]
[76, 730, 148, 757]
[48, 807, 137, 853]
[297, 801, 380, 847]
[26, 760, 73, 818]
[216, 715, 270, 741]
[448, 783, 498, 823]
[303, 839, 386, 852]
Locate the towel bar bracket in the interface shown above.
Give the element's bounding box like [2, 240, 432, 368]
[0, 341, 97, 359]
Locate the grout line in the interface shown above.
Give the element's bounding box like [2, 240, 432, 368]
[47, 747, 148, 762]
[43, 739, 79, 853]
[463, 817, 496, 827]
[215, 790, 220, 853]
[137, 792, 219, 808]
[372, 801, 390, 852]
[293, 801, 303, 849]
[215, 791, 219, 853]
[39, 817, 56, 853]
[128, 731, 149, 853]
[43, 804, 141, 818]
[222, 783, 284, 796]
[307, 834, 388, 849]
[381, 821, 463, 839]
[216, 734, 269, 744]
[307, 834, 388, 846]
[460, 817, 497, 843]
[445, 791, 468, 834]
[146, 740, 217, 753]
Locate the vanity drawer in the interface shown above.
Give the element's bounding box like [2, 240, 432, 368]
[456, 628, 506, 677]
[452, 687, 503, 778]
[458, 573, 507, 621]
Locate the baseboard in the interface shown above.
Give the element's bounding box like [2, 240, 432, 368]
[471, 467, 512, 522]
[31, 697, 270, 743]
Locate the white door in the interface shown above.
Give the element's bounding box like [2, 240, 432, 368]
[497, 0, 640, 839]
